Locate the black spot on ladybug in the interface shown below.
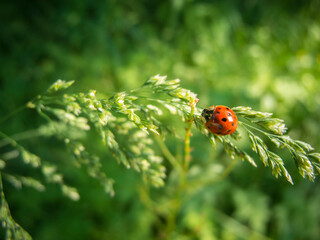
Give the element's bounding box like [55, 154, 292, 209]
[217, 131, 222, 134]
[218, 124, 223, 129]
[226, 107, 230, 110]
[217, 111, 220, 114]
[227, 130, 231, 133]
[222, 118, 227, 122]
[228, 113, 231, 116]
[232, 123, 234, 126]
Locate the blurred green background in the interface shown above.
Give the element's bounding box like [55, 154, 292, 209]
[1, 0, 320, 239]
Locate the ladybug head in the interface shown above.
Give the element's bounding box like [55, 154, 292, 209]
[201, 105, 215, 122]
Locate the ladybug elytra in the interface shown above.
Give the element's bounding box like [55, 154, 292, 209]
[202, 105, 238, 135]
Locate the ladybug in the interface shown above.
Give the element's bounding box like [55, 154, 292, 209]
[202, 105, 237, 135]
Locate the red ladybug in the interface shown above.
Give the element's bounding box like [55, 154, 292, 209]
[202, 105, 237, 135]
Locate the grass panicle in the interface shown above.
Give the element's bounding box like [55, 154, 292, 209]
[1, 75, 319, 239]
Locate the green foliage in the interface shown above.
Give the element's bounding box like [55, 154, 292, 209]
[1, 75, 320, 239]
[0, 173, 32, 240]
[194, 105, 320, 185]
[234, 106, 320, 182]
[1, 1, 320, 239]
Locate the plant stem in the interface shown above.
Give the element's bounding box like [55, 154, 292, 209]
[0, 172, 4, 201]
[183, 102, 196, 171]
[0, 131, 21, 149]
[0, 105, 27, 125]
[188, 157, 239, 189]
[155, 135, 183, 172]
[164, 99, 198, 239]
[0, 129, 42, 148]
[214, 209, 273, 240]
